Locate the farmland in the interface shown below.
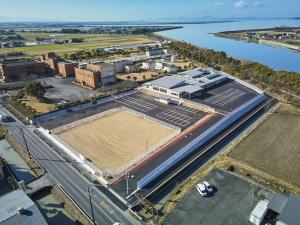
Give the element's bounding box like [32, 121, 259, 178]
[229, 103, 300, 188]
[0, 32, 156, 55]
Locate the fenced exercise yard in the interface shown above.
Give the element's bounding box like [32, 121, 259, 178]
[57, 109, 178, 175]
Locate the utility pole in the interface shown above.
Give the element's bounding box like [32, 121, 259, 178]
[126, 171, 130, 196]
[19, 128, 31, 159]
[88, 186, 96, 225]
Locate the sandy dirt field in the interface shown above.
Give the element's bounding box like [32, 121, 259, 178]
[57, 110, 176, 174]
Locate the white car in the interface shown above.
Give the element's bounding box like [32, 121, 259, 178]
[203, 181, 213, 193]
[196, 183, 207, 197]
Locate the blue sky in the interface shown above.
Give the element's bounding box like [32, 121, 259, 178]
[0, 0, 299, 21]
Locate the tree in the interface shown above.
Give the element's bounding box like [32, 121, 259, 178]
[133, 76, 137, 81]
[143, 75, 146, 80]
[25, 81, 45, 100]
[126, 75, 131, 80]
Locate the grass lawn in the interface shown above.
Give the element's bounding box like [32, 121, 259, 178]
[0, 32, 156, 55]
[21, 96, 55, 114]
[229, 103, 300, 188]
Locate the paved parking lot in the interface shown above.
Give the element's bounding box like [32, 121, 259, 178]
[165, 169, 272, 225]
[40, 92, 206, 130]
[193, 80, 258, 113]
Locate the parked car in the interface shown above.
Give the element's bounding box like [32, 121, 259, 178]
[196, 183, 207, 197]
[203, 181, 213, 193]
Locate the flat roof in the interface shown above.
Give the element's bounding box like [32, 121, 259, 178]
[172, 84, 203, 94]
[0, 60, 38, 66]
[0, 190, 48, 225]
[149, 76, 185, 89]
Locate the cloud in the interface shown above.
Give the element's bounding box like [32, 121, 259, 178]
[254, 1, 264, 7]
[214, 2, 225, 7]
[234, 0, 247, 9]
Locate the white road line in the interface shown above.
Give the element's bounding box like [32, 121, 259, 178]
[219, 92, 245, 106]
[205, 88, 234, 103]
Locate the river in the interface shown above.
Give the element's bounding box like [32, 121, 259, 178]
[157, 19, 300, 73]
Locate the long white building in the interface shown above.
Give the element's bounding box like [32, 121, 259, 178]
[143, 67, 228, 99]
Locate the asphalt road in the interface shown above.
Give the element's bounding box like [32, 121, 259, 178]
[0, 102, 139, 225]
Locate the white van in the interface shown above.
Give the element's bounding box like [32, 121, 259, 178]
[196, 183, 207, 197]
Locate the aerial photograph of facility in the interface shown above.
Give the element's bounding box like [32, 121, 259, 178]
[0, 1, 299, 225]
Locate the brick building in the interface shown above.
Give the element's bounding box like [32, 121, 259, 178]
[0, 60, 45, 82]
[40, 52, 59, 75]
[75, 67, 100, 89]
[58, 62, 78, 78]
[75, 62, 116, 89]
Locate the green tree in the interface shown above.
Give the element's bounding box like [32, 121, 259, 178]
[25, 81, 45, 100]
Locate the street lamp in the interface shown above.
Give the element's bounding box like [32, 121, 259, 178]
[88, 186, 96, 225]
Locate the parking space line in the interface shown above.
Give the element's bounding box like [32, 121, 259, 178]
[156, 110, 191, 127]
[205, 88, 245, 106]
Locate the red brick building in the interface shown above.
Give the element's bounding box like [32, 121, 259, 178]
[75, 62, 116, 89]
[40, 52, 59, 75]
[75, 67, 100, 89]
[58, 62, 79, 78]
[0, 60, 45, 82]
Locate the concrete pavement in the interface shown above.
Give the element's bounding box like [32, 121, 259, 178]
[0, 104, 140, 225]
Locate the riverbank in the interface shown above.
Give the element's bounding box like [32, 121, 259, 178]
[214, 26, 300, 52]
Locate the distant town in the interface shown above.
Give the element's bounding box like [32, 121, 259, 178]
[215, 26, 300, 51]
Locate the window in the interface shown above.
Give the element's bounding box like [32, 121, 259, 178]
[171, 92, 179, 96]
[153, 86, 159, 91]
[160, 88, 167, 93]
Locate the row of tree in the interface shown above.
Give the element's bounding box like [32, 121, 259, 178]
[169, 41, 300, 100]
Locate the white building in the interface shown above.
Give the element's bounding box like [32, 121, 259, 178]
[163, 64, 178, 73]
[155, 62, 166, 70]
[112, 60, 133, 73]
[124, 65, 140, 73]
[142, 60, 156, 71]
[171, 55, 178, 63]
[143, 67, 228, 99]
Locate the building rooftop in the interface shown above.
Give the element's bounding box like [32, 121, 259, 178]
[0, 60, 38, 67]
[268, 193, 288, 214]
[172, 84, 203, 94]
[0, 190, 48, 225]
[149, 76, 185, 89]
[279, 195, 300, 225]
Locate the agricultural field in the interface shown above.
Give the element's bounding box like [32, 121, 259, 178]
[229, 103, 300, 188]
[57, 110, 176, 174]
[0, 32, 156, 55]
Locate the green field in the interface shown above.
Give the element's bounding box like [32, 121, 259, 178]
[229, 104, 300, 188]
[0, 32, 155, 55]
